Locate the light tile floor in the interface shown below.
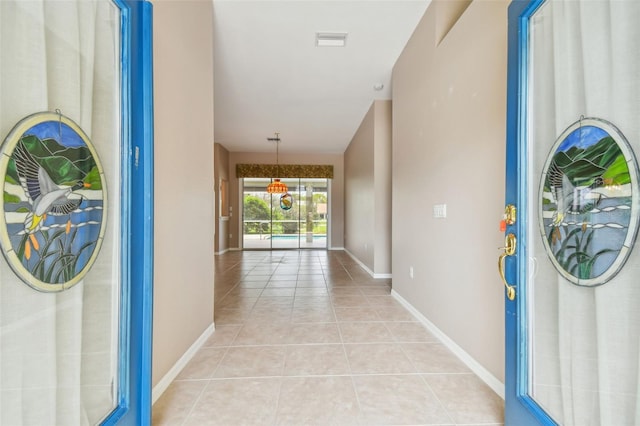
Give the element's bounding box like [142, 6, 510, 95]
[152, 250, 504, 425]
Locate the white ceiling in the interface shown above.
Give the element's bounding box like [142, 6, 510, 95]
[213, 0, 431, 154]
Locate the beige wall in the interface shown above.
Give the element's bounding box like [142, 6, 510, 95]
[374, 101, 392, 274]
[227, 151, 344, 249]
[214, 143, 230, 254]
[391, 0, 508, 382]
[344, 100, 392, 275]
[152, 0, 215, 387]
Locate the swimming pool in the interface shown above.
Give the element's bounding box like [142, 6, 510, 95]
[270, 234, 326, 240]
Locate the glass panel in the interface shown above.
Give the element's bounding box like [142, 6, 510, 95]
[0, 1, 121, 424]
[242, 178, 272, 249]
[527, 1, 640, 424]
[299, 178, 328, 249]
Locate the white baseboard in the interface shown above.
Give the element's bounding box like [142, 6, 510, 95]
[343, 248, 392, 279]
[373, 272, 392, 279]
[329, 246, 345, 251]
[215, 248, 229, 255]
[391, 290, 505, 399]
[151, 323, 216, 404]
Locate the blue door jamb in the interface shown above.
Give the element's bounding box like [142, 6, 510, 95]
[101, 0, 154, 424]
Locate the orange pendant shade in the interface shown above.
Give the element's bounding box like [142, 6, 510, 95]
[266, 178, 288, 193]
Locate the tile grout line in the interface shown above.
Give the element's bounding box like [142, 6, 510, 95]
[334, 300, 364, 423]
[178, 376, 213, 426]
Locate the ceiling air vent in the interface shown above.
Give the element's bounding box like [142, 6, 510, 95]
[315, 32, 347, 47]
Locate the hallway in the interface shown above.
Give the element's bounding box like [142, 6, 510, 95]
[152, 250, 504, 425]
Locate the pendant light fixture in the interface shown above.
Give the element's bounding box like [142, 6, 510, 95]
[266, 132, 288, 193]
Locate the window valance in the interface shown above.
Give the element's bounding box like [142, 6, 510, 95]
[236, 164, 333, 179]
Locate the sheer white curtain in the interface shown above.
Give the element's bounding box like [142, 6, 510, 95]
[530, 1, 640, 424]
[0, 1, 121, 424]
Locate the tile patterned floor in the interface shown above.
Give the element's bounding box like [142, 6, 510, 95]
[152, 250, 504, 425]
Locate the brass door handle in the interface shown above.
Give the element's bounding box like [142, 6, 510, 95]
[498, 233, 517, 300]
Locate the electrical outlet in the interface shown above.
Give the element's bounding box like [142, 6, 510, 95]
[409, 266, 414, 279]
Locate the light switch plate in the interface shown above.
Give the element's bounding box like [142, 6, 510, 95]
[433, 204, 447, 218]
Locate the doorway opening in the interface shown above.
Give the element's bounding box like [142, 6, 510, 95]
[242, 177, 328, 249]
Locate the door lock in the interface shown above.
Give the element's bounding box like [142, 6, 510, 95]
[500, 204, 517, 231]
[504, 204, 517, 225]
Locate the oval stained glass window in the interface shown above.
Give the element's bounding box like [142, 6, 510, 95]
[0, 112, 107, 292]
[538, 117, 640, 286]
[280, 193, 293, 210]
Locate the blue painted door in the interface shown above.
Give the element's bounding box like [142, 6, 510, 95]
[504, 1, 640, 424]
[504, 3, 549, 423]
[0, 1, 152, 424]
[504, 3, 554, 422]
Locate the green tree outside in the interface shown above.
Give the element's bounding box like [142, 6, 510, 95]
[243, 195, 270, 234]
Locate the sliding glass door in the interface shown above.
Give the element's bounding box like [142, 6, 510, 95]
[242, 177, 328, 249]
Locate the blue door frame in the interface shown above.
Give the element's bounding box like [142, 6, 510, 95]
[101, 1, 154, 424]
[504, 0, 555, 424]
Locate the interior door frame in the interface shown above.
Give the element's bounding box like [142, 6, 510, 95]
[101, 0, 154, 424]
[504, 0, 556, 424]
